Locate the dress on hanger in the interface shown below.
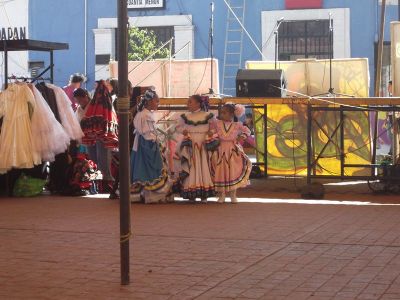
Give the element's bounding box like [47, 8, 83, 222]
[35, 82, 61, 122]
[47, 83, 84, 141]
[0, 84, 41, 174]
[80, 80, 118, 148]
[30, 85, 70, 162]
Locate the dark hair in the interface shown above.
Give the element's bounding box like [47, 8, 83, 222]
[73, 88, 89, 98]
[389, 80, 392, 85]
[107, 78, 119, 95]
[221, 103, 237, 121]
[191, 94, 209, 111]
[70, 73, 85, 84]
[131, 86, 142, 108]
[138, 89, 158, 111]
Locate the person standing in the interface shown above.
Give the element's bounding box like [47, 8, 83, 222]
[73, 88, 91, 122]
[209, 103, 252, 203]
[130, 89, 171, 203]
[176, 95, 216, 203]
[63, 73, 86, 111]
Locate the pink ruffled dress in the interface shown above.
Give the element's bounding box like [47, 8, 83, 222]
[210, 120, 252, 193]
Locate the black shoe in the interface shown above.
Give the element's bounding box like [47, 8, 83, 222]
[109, 193, 119, 199]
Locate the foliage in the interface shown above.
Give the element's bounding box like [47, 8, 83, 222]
[128, 27, 170, 61]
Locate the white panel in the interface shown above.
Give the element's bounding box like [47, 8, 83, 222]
[93, 29, 115, 57]
[261, 8, 351, 60]
[95, 64, 111, 81]
[174, 25, 194, 59]
[391, 22, 400, 96]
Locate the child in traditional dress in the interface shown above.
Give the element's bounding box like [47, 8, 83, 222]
[209, 103, 252, 203]
[176, 95, 215, 203]
[130, 89, 171, 204]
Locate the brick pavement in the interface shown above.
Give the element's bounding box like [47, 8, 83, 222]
[1, 185, 400, 299]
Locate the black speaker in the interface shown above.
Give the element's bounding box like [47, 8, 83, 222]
[236, 69, 287, 97]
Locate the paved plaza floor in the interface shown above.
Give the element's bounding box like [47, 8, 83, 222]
[1, 179, 400, 299]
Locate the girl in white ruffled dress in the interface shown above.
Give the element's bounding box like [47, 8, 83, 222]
[176, 95, 216, 202]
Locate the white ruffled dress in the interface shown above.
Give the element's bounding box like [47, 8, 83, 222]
[47, 83, 84, 141]
[31, 85, 70, 162]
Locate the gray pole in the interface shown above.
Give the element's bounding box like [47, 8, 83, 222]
[375, 0, 386, 97]
[117, 0, 131, 286]
[372, 0, 387, 168]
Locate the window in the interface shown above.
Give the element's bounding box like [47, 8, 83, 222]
[115, 26, 174, 61]
[278, 20, 330, 61]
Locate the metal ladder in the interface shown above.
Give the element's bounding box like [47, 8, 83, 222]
[222, 0, 246, 96]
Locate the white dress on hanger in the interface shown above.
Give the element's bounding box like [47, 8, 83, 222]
[0, 84, 41, 174]
[31, 85, 70, 162]
[47, 83, 84, 141]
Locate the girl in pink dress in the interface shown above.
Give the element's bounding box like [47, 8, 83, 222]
[209, 103, 252, 203]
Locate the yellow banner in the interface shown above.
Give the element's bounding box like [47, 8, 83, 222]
[247, 59, 371, 176]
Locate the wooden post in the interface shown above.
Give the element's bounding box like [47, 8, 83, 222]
[117, 0, 131, 286]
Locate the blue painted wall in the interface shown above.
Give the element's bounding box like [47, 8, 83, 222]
[28, 0, 399, 94]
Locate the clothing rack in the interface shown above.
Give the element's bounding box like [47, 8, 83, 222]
[8, 76, 52, 83]
[0, 39, 69, 196]
[1, 39, 69, 89]
[7, 64, 54, 84]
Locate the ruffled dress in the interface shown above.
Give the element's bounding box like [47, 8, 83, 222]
[210, 120, 252, 193]
[80, 81, 118, 148]
[30, 85, 70, 162]
[176, 110, 215, 199]
[47, 84, 84, 141]
[0, 84, 41, 174]
[130, 108, 170, 203]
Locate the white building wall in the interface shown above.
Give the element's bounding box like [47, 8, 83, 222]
[261, 8, 351, 60]
[0, 0, 29, 87]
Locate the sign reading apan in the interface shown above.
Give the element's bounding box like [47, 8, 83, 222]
[0, 27, 27, 41]
[128, 0, 164, 9]
[285, 0, 323, 9]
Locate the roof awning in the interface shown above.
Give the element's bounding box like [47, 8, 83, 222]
[0, 39, 69, 52]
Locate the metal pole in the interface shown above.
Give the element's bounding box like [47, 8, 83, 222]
[375, 0, 386, 96]
[50, 50, 54, 83]
[307, 104, 312, 184]
[117, 0, 131, 286]
[263, 104, 268, 177]
[274, 20, 284, 70]
[392, 106, 397, 163]
[209, 2, 214, 94]
[168, 39, 172, 97]
[340, 107, 345, 177]
[84, 0, 88, 87]
[4, 41, 8, 89]
[372, 0, 386, 168]
[329, 14, 333, 93]
[274, 30, 278, 69]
